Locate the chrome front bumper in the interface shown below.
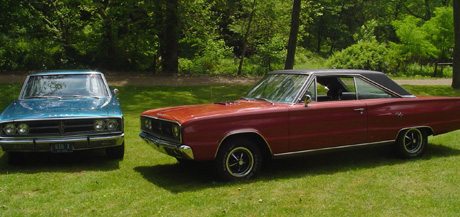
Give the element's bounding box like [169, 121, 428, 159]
[139, 132, 194, 160]
[0, 133, 124, 152]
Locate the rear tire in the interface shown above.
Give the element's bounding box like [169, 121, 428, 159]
[106, 143, 125, 160]
[396, 128, 427, 158]
[215, 138, 262, 181]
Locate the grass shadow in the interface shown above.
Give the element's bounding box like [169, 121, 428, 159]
[0, 149, 120, 174]
[135, 143, 460, 193]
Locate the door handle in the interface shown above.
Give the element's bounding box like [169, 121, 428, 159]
[354, 108, 364, 114]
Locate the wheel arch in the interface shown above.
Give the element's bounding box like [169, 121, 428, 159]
[395, 126, 434, 139]
[215, 130, 273, 160]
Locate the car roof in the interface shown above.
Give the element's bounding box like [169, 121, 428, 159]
[268, 69, 412, 96]
[29, 70, 103, 76]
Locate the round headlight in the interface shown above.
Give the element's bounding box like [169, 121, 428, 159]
[106, 119, 118, 130]
[172, 125, 180, 138]
[17, 123, 29, 135]
[94, 120, 106, 131]
[4, 123, 16, 135]
[145, 119, 152, 130]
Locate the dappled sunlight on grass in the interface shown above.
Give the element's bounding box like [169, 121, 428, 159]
[1, 83, 460, 216]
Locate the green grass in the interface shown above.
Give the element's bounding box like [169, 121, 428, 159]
[1, 84, 460, 216]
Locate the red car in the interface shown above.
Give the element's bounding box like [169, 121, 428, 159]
[139, 69, 460, 181]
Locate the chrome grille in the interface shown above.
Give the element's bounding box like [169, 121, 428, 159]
[1, 118, 121, 137]
[140, 116, 180, 143]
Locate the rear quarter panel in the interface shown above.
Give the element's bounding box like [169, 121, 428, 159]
[366, 97, 460, 142]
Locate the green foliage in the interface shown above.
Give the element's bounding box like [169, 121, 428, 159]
[0, 0, 455, 77]
[423, 7, 454, 61]
[391, 16, 438, 61]
[326, 41, 394, 72]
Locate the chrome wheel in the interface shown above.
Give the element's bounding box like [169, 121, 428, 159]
[396, 128, 427, 158]
[403, 129, 423, 154]
[226, 147, 254, 178]
[215, 138, 262, 181]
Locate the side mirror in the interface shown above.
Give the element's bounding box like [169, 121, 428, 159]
[112, 89, 119, 96]
[304, 95, 311, 107]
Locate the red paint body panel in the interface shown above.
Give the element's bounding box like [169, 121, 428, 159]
[289, 100, 367, 151]
[141, 97, 460, 161]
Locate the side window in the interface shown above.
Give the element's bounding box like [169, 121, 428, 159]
[355, 78, 395, 99]
[306, 78, 317, 102]
[312, 76, 358, 102]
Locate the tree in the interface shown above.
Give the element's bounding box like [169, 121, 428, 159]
[452, 0, 460, 89]
[284, 0, 301, 70]
[237, 0, 257, 76]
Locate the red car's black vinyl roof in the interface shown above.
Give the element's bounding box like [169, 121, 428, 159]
[269, 69, 412, 96]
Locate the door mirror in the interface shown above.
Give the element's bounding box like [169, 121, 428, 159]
[112, 89, 119, 96]
[305, 95, 311, 107]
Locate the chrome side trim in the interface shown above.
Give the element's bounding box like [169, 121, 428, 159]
[214, 130, 273, 158]
[273, 140, 395, 158]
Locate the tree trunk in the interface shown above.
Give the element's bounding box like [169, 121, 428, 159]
[424, 0, 431, 20]
[317, 15, 323, 53]
[452, 0, 460, 88]
[284, 0, 301, 70]
[163, 0, 179, 74]
[237, 0, 257, 76]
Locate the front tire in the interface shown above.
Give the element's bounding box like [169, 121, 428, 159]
[106, 142, 125, 160]
[396, 128, 427, 158]
[215, 138, 262, 181]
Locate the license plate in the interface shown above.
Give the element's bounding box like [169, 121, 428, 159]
[51, 143, 74, 153]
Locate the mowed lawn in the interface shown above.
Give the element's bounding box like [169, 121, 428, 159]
[0, 83, 460, 216]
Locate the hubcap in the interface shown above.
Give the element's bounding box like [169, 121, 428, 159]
[226, 147, 254, 178]
[403, 129, 423, 154]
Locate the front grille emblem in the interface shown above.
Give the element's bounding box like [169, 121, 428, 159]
[59, 121, 65, 135]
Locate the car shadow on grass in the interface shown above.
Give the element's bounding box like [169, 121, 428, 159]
[135, 143, 460, 193]
[0, 149, 121, 174]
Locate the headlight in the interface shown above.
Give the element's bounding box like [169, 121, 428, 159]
[106, 119, 118, 130]
[17, 123, 29, 135]
[145, 119, 152, 130]
[94, 120, 106, 131]
[4, 124, 16, 135]
[172, 125, 180, 138]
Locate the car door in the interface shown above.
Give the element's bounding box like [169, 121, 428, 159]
[289, 75, 367, 152]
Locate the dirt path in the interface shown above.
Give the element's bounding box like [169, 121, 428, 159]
[0, 73, 452, 86]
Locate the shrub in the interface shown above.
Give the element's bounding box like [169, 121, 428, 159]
[326, 40, 395, 73]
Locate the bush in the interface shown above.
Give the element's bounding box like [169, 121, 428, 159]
[326, 40, 395, 73]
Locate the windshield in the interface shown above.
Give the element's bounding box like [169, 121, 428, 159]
[243, 74, 308, 103]
[20, 74, 109, 99]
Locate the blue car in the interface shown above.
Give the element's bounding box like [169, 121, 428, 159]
[0, 70, 124, 163]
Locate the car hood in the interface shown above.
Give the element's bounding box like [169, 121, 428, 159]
[141, 100, 289, 124]
[0, 97, 113, 121]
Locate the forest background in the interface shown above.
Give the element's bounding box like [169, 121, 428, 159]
[0, 0, 455, 78]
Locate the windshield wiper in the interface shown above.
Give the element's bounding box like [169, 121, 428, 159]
[23, 96, 62, 99]
[62, 95, 101, 99]
[255, 97, 274, 104]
